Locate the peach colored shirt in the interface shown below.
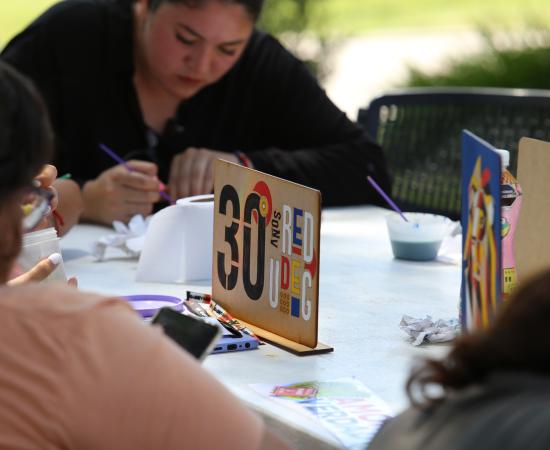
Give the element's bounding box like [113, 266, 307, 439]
[0, 283, 264, 449]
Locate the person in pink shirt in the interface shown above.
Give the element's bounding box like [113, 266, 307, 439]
[0, 60, 291, 450]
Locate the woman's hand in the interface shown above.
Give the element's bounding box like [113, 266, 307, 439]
[34, 164, 59, 211]
[52, 178, 84, 236]
[169, 148, 240, 200]
[8, 254, 77, 287]
[31, 164, 84, 236]
[81, 160, 161, 225]
[25, 164, 59, 232]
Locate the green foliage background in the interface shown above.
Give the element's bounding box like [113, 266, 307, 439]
[406, 28, 550, 89]
[3, 0, 548, 45]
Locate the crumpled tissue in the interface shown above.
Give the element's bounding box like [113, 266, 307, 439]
[400, 315, 460, 346]
[91, 215, 151, 261]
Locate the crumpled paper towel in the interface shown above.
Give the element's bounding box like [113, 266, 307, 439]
[399, 315, 460, 346]
[91, 215, 151, 261]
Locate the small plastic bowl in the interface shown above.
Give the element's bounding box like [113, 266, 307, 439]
[122, 294, 183, 318]
[385, 212, 453, 261]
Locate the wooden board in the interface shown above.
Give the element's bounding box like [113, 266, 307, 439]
[212, 160, 322, 349]
[515, 137, 550, 280]
[238, 319, 333, 356]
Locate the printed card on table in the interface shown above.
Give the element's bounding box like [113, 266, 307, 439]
[251, 378, 393, 449]
[460, 130, 502, 331]
[212, 160, 321, 348]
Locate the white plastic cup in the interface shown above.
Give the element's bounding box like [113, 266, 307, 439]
[17, 227, 67, 282]
[386, 212, 453, 261]
[136, 194, 214, 283]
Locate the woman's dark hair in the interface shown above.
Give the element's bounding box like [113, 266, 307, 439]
[407, 269, 550, 408]
[0, 61, 53, 196]
[147, 0, 264, 22]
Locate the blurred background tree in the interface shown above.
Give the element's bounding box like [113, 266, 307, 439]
[260, 0, 315, 36]
[259, 0, 335, 80]
[406, 26, 550, 89]
[258, 0, 550, 103]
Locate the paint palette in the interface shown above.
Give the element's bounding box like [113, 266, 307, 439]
[122, 294, 184, 318]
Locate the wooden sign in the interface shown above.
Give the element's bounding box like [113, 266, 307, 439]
[516, 137, 550, 280]
[212, 160, 330, 354]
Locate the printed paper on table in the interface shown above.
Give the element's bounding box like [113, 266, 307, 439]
[251, 378, 393, 449]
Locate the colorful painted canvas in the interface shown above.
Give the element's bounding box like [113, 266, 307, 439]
[461, 130, 502, 330]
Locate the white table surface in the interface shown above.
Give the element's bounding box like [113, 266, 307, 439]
[60, 206, 461, 449]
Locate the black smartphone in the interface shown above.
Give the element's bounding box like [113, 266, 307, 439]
[151, 308, 222, 361]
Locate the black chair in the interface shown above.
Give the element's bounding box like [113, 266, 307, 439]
[359, 87, 550, 219]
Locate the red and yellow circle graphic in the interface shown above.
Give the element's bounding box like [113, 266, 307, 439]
[253, 181, 272, 225]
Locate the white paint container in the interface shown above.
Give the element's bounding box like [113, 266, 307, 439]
[17, 227, 67, 282]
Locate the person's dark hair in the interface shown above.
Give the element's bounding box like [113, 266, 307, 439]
[407, 269, 550, 408]
[147, 0, 264, 22]
[0, 61, 53, 197]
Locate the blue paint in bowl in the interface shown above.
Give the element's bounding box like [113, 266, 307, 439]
[386, 213, 453, 261]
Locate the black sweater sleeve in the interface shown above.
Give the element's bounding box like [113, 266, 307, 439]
[1, 0, 139, 186]
[241, 34, 390, 207]
[1, 5, 64, 144]
[1, 1, 109, 183]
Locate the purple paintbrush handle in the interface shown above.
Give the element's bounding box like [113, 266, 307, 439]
[367, 176, 408, 222]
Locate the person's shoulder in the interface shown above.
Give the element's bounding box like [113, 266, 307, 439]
[247, 29, 286, 53]
[30, 0, 112, 30]
[17, 0, 128, 52]
[0, 283, 133, 319]
[366, 407, 425, 450]
[247, 29, 300, 61]
[21, 0, 131, 74]
[234, 28, 313, 90]
[457, 380, 550, 450]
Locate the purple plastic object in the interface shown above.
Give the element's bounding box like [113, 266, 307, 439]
[122, 294, 183, 318]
